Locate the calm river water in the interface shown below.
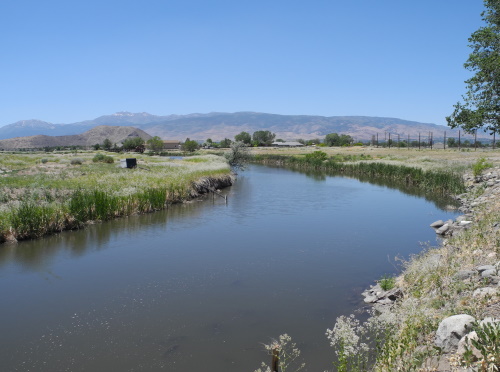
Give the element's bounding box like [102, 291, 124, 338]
[0, 165, 458, 371]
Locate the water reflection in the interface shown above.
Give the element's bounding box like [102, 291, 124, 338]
[0, 165, 459, 372]
[0, 194, 226, 268]
[267, 164, 460, 210]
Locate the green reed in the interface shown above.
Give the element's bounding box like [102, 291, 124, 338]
[254, 154, 465, 195]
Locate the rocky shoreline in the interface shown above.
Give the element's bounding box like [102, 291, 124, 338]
[361, 166, 500, 371]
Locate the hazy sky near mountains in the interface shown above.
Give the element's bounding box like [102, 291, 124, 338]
[0, 0, 485, 127]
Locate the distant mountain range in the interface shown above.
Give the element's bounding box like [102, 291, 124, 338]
[0, 111, 487, 144]
[0, 125, 152, 150]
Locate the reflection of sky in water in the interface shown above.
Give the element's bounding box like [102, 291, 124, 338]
[0, 165, 459, 371]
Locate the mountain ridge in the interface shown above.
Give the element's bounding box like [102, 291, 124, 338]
[0, 111, 486, 143]
[0, 125, 152, 150]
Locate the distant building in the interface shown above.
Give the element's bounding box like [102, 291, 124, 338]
[271, 141, 304, 147]
[163, 140, 181, 150]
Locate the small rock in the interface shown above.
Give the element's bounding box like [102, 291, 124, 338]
[430, 220, 444, 228]
[454, 270, 475, 280]
[436, 224, 449, 235]
[459, 220, 472, 226]
[363, 295, 378, 303]
[472, 287, 497, 297]
[477, 265, 495, 273]
[481, 269, 497, 278]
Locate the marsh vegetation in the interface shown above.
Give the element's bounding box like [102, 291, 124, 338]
[0, 151, 231, 242]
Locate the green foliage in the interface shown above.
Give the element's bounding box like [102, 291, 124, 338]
[379, 275, 396, 291]
[462, 321, 500, 370]
[11, 202, 65, 239]
[146, 136, 164, 153]
[253, 155, 465, 195]
[472, 157, 493, 177]
[92, 153, 114, 163]
[252, 130, 276, 146]
[447, 0, 500, 136]
[103, 138, 113, 150]
[324, 133, 353, 147]
[224, 141, 250, 170]
[234, 131, 252, 145]
[70, 158, 83, 165]
[304, 151, 327, 166]
[122, 137, 145, 150]
[219, 138, 232, 148]
[182, 138, 200, 152]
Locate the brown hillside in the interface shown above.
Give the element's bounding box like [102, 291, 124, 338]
[0, 126, 152, 150]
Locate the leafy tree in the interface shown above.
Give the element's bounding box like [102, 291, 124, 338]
[234, 131, 252, 145]
[447, 0, 500, 137]
[324, 133, 353, 146]
[103, 138, 113, 151]
[447, 137, 457, 147]
[146, 136, 164, 153]
[219, 138, 232, 148]
[307, 138, 321, 145]
[252, 130, 275, 146]
[224, 141, 250, 170]
[182, 138, 199, 152]
[122, 137, 145, 151]
[93, 143, 101, 150]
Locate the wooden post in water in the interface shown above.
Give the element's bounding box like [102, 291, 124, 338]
[271, 348, 279, 372]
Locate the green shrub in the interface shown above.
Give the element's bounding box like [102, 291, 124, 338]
[70, 158, 84, 165]
[472, 157, 492, 177]
[92, 153, 114, 163]
[41, 158, 49, 164]
[462, 321, 500, 370]
[379, 275, 396, 291]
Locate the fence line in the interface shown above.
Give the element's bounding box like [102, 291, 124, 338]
[365, 130, 497, 150]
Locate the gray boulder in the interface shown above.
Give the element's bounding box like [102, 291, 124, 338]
[477, 265, 496, 273]
[435, 224, 450, 235]
[435, 314, 476, 352]
[430, 220, 444, 228]
[481, 269, 497, 278]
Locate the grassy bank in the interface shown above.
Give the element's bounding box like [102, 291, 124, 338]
[253, 152, 466, 195]
[0, 152, 232, 242]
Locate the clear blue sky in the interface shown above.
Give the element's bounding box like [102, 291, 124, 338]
[0, 0, 486, 127]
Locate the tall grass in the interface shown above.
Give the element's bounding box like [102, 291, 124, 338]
[0, 153, 232, 242]
[254, 154, 465, 195]
[10, 202, 66, 239]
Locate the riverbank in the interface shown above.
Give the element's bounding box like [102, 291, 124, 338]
[0, 152, 233, 243]
[357, 164, 500, 371]
[246, 146, 500, 371]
